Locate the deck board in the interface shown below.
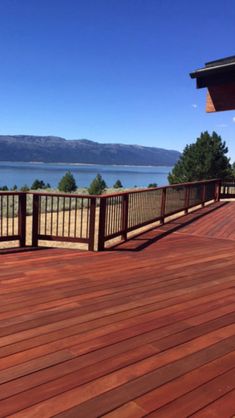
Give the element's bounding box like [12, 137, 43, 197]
[1, 202, 235, 417]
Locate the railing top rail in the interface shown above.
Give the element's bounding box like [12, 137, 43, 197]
[29, 191, 98, 199]
[98, 178, 220, 199]
[0, 191, 26, 196]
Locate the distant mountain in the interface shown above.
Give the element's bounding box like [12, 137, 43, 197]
[0, 135, 180, 166]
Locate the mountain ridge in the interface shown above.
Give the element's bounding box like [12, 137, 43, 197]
[0, 135, 180, 166]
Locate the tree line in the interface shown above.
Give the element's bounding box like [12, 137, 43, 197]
[0, 174, 125, 195]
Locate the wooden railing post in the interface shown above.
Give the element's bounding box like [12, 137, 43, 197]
[18, 193, 27, 247]
[160, 188, 166, 224]
[97, 197, 107, 251]
[88, 197, 96, 251]
[201, 183, 206, 207]
[32, 194, 39, 247]
[184, 186, 190, 214]
[121, 194, 129, 241]
[216, 180, 221, 201]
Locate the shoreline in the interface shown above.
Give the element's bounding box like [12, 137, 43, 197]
[0, 161, 173, 168]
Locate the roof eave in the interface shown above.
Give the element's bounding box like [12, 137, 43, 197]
[190, 62, 235, 80]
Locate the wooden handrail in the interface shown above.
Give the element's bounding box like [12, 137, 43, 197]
[97, 179, 221, 250]
[98, 178, 220, 199]
[0, 179, 222, 251]
[0, 191, 26, 196]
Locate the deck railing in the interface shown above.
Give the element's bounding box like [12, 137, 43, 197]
[0, 192, 26, 247]
[220, 180, 235, 198]
[0, 179, 221, 251]
[32, 193, 96, 250]
[97, 179, 221, 250]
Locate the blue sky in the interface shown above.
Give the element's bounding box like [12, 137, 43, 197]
[1, 0, 235, 159]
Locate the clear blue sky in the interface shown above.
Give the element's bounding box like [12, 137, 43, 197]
[1, 0, 235, 159]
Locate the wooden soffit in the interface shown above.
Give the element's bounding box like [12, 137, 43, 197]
[190, 56, 235, 112]
[206, 83, 235, 112]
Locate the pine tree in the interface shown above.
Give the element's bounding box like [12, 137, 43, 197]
[168, 131, 232, 184]
[88, 174, 107, 195]
[58, 171, 77, 192]
[31, 179, 46, 190]
[113, 179, 123, 188]
[148, 183, 157, 188]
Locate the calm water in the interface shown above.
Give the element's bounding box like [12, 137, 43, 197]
[0, 162, 172, 189]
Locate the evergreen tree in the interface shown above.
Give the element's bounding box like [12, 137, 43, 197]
[231, 162, 235, 179]
[113, 179, 123, 188]
[168, 131, 232, 184]
[31, 179, 46, 190]
[58, 171, 77, 192]
[88, 174, 107, 195]
[148, 183, 158, 188]
[20, 184, 30, 191]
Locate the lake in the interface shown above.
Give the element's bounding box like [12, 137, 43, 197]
[0, 162, 172, 189]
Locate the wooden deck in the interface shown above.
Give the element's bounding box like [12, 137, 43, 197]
[1, 201, 235, 417]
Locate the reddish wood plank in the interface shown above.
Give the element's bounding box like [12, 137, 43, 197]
[1, 202, 235, 417]
[191, 388, 235, 417]
[146, 367, 235, 417]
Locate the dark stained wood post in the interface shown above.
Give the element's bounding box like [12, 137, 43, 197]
[88, 197, 96, 251]
[97, 197, 107, 251]
[201, 183, 206, 207]
[160, 188, 166, 224]
[18, 193, 27, 247]
[222, 182, 226, 198]
[32, 194, 39, 247]
[216, 180, 221, 201]
[184, 186, 190, 214]
[121, 194, 129, 241]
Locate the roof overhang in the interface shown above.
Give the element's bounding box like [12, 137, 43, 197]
[190, 56, 235, 112]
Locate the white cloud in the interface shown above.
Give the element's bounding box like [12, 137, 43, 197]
[217, 123, 228, 128]
[192, 104, 198, 108]
[233, 117, 235, 122]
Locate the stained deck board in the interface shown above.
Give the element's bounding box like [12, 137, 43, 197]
[1, 202, 235, 416]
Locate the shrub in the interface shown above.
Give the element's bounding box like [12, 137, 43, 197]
[148, 183, 158, 188]
[20, 184, 30, 191]
[0, 185, 9, 191]
[88, 174, 107, 195]
[31, 179, 45, 190]
[113, 179, 123, 188]
[58, 171, 77, 193]
[31, 179, 51, 190]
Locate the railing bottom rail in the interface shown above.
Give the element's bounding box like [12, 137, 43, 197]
[0, 179, 221, 251]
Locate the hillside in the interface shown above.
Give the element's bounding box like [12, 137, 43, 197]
[0, 135, 180, 166]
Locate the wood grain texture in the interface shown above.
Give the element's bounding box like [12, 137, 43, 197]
[1, 202, 235, 417]
[206, 84, 235, 112]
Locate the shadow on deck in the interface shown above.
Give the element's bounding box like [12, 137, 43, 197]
[110, 201, 228, 252]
